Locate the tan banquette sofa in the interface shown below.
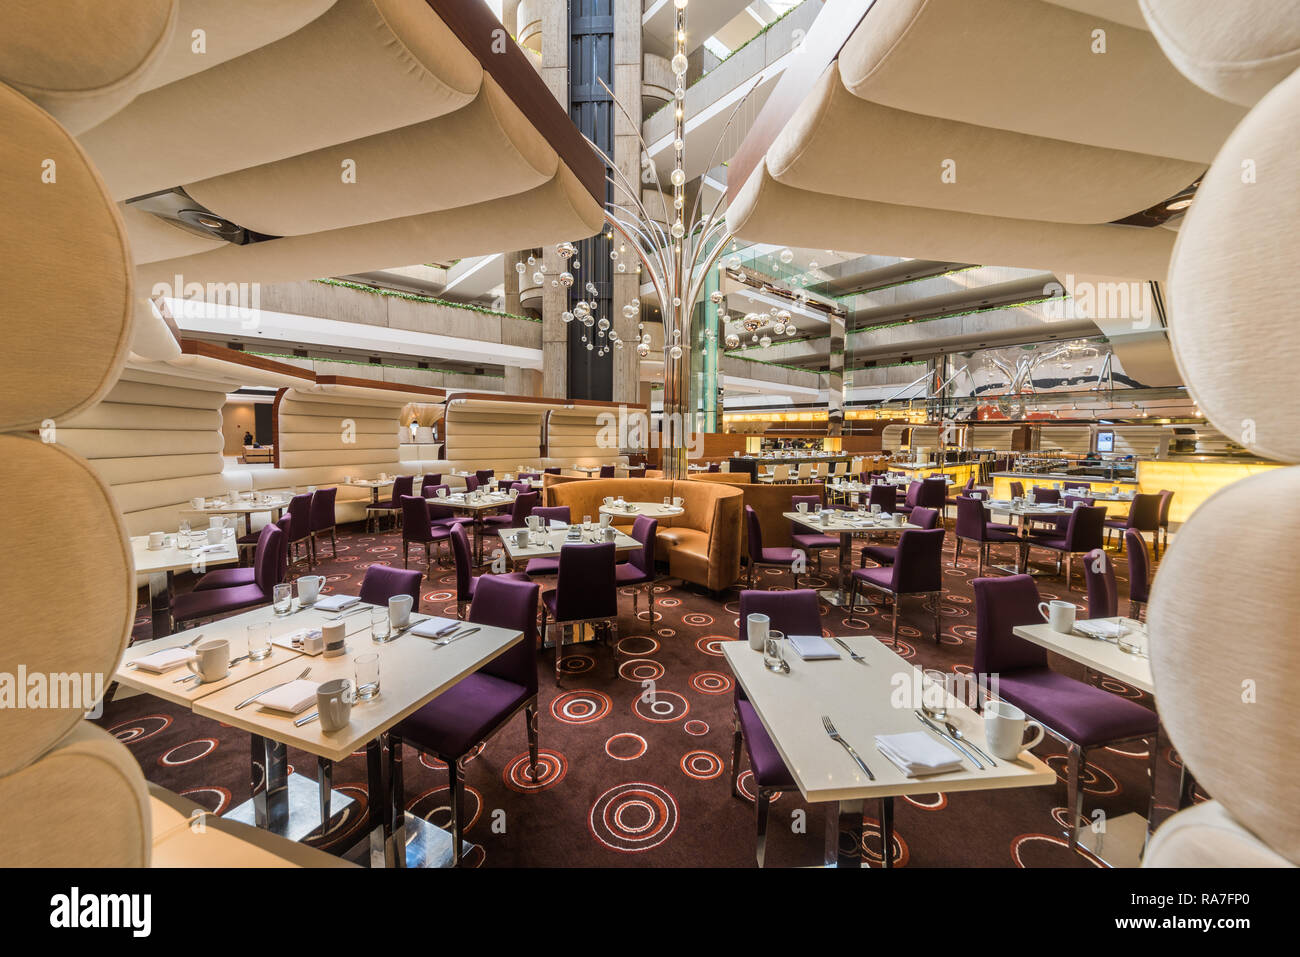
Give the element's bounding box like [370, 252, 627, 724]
[545, 477, 742, 592]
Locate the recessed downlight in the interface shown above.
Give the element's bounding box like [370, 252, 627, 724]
[1165, 198, 1194, 211]
[197, 215, 225, 229]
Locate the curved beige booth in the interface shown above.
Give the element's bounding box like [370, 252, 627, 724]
[1140, 8, 1300, 867]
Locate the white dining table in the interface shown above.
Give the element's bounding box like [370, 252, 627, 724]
[597, 500, 683, 519]
[784, 511, 920, 607]
[724, 634, 1055, 867]
[132, 532, 240, 638]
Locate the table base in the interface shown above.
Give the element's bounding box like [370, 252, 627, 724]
[1071, 811, 1147, 868]
[818, 588, 854, 608]
[341, 813, 476, 869]
[148, 570, 173, 639]
[824, 797, 894, 868]
[225, 771, 355, 843]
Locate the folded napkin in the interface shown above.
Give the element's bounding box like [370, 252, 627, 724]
[1075, 619, 1126, 639]
[410, 617, 462, 638]
[548, 519, 568, 528]
[874, 731, 964, 777]
[314, 594, 360, 612]
[786, 635, 840, 660]
[132, 647, 194, 674]
[256, 679, 320, 715]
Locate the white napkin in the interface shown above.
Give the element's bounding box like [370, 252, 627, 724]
[1076, 619, 1126, 639]
[256, 679, 320, 715]
[874, 731, 964, 777]
[132, 647, 194, 673]
[410, 617, 462, 638]
[314, 594, 360, 612]
[549, 520, 568, 528]
[786, 635, 840, 660]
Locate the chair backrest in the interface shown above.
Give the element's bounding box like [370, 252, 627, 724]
[421, 473, 442, 491]
[450, 524, 473, 601]
[254, 525, 285, 595]
[360, 564, 422, 608]
[308, 486, 337, 531]
[463, 475, 479, 493]
[1127, 492, 1162, 531]
[738, 589, 822, 638]
[555, 542, 617, 621]
[955, 496, 987, 541]
[1064, 505, 1106, 553]
[973, 574, 1049, 676]
[1083, 547, 1118, 618]
[797, 462, 813, 479]
[470, 574, 540, 695]
[287, 492, 313, 540]
[544, 467, 561, 475]
[1031, 486, 1060, 504]
[920, 477, 947, 509]
[868, 485, 897, 511]
[909, 506, 940, 530]
[401, 495, 432, 543]
[744, 505, 764, 561]
[964, 474, 977, 491]
[773, 464, 790, 482]
[389, 475, 413, 505]
[1063, 482, 1090, 494]
[1009, 481, 1024, 498]
[628, 514, 657, 576]
[475, 469, 494, 485]
[599, 465, 616, 478]
[903, 481, 922, 508]
[507, 491, 539, 527]
[1125, 528, 1151, 605]
[707, 462, 720, 472]
[532, 506, 571, 525]
[790, 495, 821, 530]
[890, 528, 945, 594]
[1157, 489, 1174, 527]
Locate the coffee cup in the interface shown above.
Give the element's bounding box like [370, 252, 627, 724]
[746, 613, 770, 652]
[297, 575, 324, 605]
[526, 515, 541, 531]
[894, 512, 905, 526]
[603, 526, 617, 541]
[388, 594, 413, 630]
[1039, 599, 1077, 633]
[317, 678, 355, 733]
[983, 700, 1046, 760]
[206, 527, 224, 545]
[190, 497, 204, 510]
[672, 496, 684, 507]
[514, 528, 530, 547]
[147, 531, 166, 550]
[603, 497, 614, 505]
[796, 501, 809, 513]
[600, 513, 612, 528]
[185, 638, 230, 683]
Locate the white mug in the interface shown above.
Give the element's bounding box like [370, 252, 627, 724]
[186, 638, 230, 683]
[1039, 599, 1077, 633]
[297, 575, 324, 605]
[603, 497, 614, 505]
[746, 613, 770, 652]
[388, 594, 413, 629]
[983, 700, 1046, 760]
[437, 487, 449, 498]
[514, 528, 530, 547]
[317, 678, 355, 733]
[672, 496, 684, 507]
[600, 513, 612, 528]
[147, 531, 166, 550]
[603, 526, 617, 541]
[796, 501, 809, 513]
[526, 515, 542, 531]
[190, 497, 205, 510]
[206, 527, 224, 545]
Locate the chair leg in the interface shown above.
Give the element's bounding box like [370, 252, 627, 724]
[330, 528, 337, 558]
[525, 703, 539, 781]
[953, 538, 961, 566]
[932, 592, 941, 643]
[730, 712, 744, 799]
[448, 758, 466, 867]
[1066, 743, 1085, 853]
[891, 596, 899, 645]
[977, 543, 985, 578]
[402, 541, 409, 569]
[755, 790, 772, 868]
[317, 756, 332, 835]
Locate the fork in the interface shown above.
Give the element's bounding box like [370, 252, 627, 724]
[235, 667, 312, 710]
[821, 715, 874, 780]
[832, 637, 868, 665]
[434, 626, 479, 646]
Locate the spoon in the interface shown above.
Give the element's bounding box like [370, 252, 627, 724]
[942, 719, 997, 766]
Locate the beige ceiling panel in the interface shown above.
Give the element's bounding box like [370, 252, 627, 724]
[837, 0, 1244, 163]
[120, 202, 224, 264]
[80, 0, 483, 200]
[186, 78, 558, 236]
[769, 67, 1205, 224]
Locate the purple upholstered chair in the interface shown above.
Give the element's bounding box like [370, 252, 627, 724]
[281, 492, 314, 569]
[599, 465, 616, 478]
[474, 469, 494, 487]
[1023, 504, 1105, 588]
[365, 475, 412, 533]
[1155, 489, 1174, 558]
[951, 496, 1022, 576]
[447, 523, 528, 617]
[973, 574, 1158, 852]
[522, 506, 570, 578]
[541, 542, 618, 680]
[543, 467, 561, 475]
[732, 589, 820, 867]
[193, 521, 285, 592]
[308, 486, 338, 562]
[425, 485, 472, 532]
[1009, 480, 1024, 498]
[484, 490, 539, 534]
[848, 527, 945, 643]
[744, 505, 801, 589]
[1104, 492, 1161, 553]
[895, 481, 923, 517]
[401, 495, 451, 578]
[945, 474, 978, 520]
[918, 477, 948, 512]
[1125, 528, 1150, 619]
[393, 574, 541, 867]
[860, 505, 939, 569]
[359, 563, 421, 610]
[1082, 547, 1118, 619]
[790, 494, 837, 573]
[1030, 494, 1094, 539]
[173, 525, 284, 625]
[1063, 482, 1091, 495]
[615, 515, 658, 622]
[518, 472, 541, 481]
[1030, 486, 1060, 504]
[420, 473, 442, 494]
[462, 474, 480, 493]
[867, 484, 897, 513]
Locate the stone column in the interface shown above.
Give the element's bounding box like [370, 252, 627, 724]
[611, 0, 643, 407]
[827, 309, 846, 436]
[539, 0, 569, 399]
[505, 366, 542, 396]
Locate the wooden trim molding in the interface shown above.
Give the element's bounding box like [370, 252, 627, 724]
[313, 375, 446, 398]
[425, 0, 605, 204]
[443, 391, 646, 412]
[179, 340, 316, 379]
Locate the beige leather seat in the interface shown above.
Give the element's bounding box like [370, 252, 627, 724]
[1138, 2, 1299, 867]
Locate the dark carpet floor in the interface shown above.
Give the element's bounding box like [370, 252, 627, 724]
[98, 518, 1197, 867]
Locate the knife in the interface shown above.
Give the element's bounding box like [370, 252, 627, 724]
[914, 710, 983, 770]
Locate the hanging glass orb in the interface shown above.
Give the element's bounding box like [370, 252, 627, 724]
[559, 271, 574, 287]
[573, 301, 589, 318]
[709, 290, 724, 305]
[760, 335, 772, 348]
[674, 87, 685, 102]
[670, 220, 685, 239]
[642, 332, 652, 345]
[670, 168, 686, 187]
[531, 271, 544, 285]
[726, 255, 740, 269]
[526, 255, 536, 266]
[750, 333, 758, 343]
[777, 309, 791, 322]
[671, 52, 688, 76]
[586, 342, 594, 351]
[597, 317, 610, 331]
[779, 248, 794, 264]
[669, 344, 683, 360]
[623, 303, 637, 318]
[786, 323, 797, 335]
[580, 334, 587, 343]
[556, 241, 576, 259]
[636, 343, 649, 358]
[572, 259, 580, 269]
[561, 310, 574, 323]
[615, 339, 624, 349]
[550, 279, 558, 288]
[616, 262, 626, 272]
[630, 297, 639, 308]
[637, 322, 644, 331]
[674, 138, 685, 152]
[609, 250, 618, 260]
[515, 261, 526, 274]
[585, 282, 598, 296]
[724, 333, 740, 349]
[582, 315, 594, 327]
[773, 322, 786, 335]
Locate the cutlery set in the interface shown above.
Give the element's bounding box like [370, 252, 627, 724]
[235, 667, 312, 710]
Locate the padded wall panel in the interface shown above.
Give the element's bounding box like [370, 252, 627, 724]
[90, 452, 226, 486]
[275, 389, 403, 472]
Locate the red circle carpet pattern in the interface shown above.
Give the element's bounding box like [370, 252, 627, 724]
[105, 519, 1175, 867]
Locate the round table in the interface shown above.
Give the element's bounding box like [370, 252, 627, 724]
[598, 501, 684, 519]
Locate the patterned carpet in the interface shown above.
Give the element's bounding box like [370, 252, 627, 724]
[98, 517, 1194, 867]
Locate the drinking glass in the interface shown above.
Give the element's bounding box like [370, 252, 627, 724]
[355, 653, 381, 700]
[663, 496, 671, 507]
[370, 607, 392, 643]
[583, 514, 592, 531]
[178, 519, 191, 546]
[763, 631, 787, 674]
[921, 669, 949, 720]
[246, 622, 272, 661]
[272, 583, 292, 616]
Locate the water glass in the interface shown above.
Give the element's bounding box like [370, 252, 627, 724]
[763, 630, 787, 673]
[246, 622, 272, 661]
[272, 583, 292, 616]
[178, 519, 191, 546]
[663, 496, 671, 507]
[583, 515, 592, 531]
[370, 606, 392, 643]
[921, 669, 949, 720]
[355, 653, 381, 700]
